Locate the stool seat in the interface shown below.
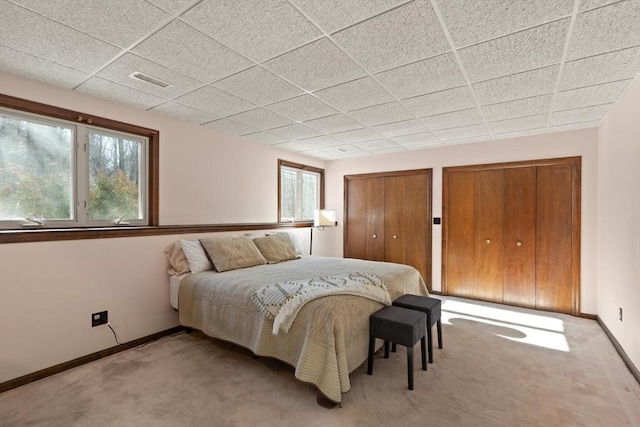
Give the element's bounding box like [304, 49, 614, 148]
[392, 295, 443, 364]
[367, 306, 427, 390]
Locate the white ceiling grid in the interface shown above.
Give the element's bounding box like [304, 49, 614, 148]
[0, 0, 638, 160]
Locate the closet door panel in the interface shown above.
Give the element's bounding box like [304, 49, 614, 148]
[345, 178, 384, 261]
[473, 170, 504, 302]
[445, 171, 475, 298]
[503, 167, 537, 307]
[536, 164, 573, 313]
[384, 176, 407, 265]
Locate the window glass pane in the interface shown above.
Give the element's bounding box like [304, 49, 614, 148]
[0, 114, 73, 220]
[280, 168, 297, 220]
[301, 172, 318, 220]
[88, 132, 142, 220]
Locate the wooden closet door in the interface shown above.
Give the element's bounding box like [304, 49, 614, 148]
[473, 170, 504, 302]
[445, 171, 475, 299]
[345, 177, 385, 261]
[503, 167, 537, 307]
[384, 174, 429, 283]
[536, 164, 573, 313]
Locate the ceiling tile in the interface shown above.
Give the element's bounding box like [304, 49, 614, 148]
[292, 0, 410, 33]
[296, 135, 345, 148]
[391, 131, 440, 145]
[459, 19, 569, 82]
[226, 108, 295, 130]
[438, 0, 574, 48]
[560, 46, 640, 91]
[473, 65, 559, 105]
[331, 127, 382, 143]
[554, 80, 633, 111]
[482, 95, 552, 122]
[371, 119, 429, 137]
[489, 114, 547, 134]
[271, 141, 314, 152]
[10, 0, 169, 48]
[322, 144, 366, 155]
[579, 0, 620, 11]
[0, 46, 88, 89]
[338, 150, 372, 158]
[242, 131, 289, 145]
[295, 149, 334, 159]
[76, 77, 165, 110]
[347, 102, 414, 126]
[421, 108, 483, 131]
[266, 95, 339, 122]
[375, 53, 465, 99]
[202, 118, 259, 136]
[304, 114, 363, 133]
[267, 123, 322, 140]
[354, 139, 398, 150]
[369, 146, 407, 155]
[404, 141, 444, 150]
[312, 77, 394, 112]
[434, 123, 489, 140]
[403, 86, 476, 117]
[332, 0, 449, 73]
[96, 53, 201, 99]
[173, 86, 255, 119]
[0, 0, 121, 72]
[549, 104, 613, 126]
[181, 0, 321, 62]
[263, 37, 366, 91]
[445, 135, 492, 146]
[148, 101, 218, 124]
[147, 0, 195, 14]
[211, 66, 304, 105]
[549, 120, 601, 131]
[567, 0, 640, 61]
[132, 20, 252, 83]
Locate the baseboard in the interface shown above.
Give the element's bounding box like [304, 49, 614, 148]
[597, 316, 640, 385]
[579, 312, 597, 320]
[0, 326, 185, 393]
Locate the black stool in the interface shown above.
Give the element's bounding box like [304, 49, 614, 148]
[392, 295, 442, 363]
[367, 306, 427, 390]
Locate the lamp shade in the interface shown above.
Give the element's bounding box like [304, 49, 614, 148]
[314, 209, 336, 227]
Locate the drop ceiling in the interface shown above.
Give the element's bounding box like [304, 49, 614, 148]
[1, 0, 638, 160]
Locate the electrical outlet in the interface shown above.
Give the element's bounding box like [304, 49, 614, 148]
[619, 307, 623, 322]
[92, 311, 108, 327]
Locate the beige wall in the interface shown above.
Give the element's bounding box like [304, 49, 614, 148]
[0, 73, 319, 382]
[597, 77, 640, 369]
[317, 129, 599, 316]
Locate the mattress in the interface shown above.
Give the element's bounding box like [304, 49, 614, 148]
[169, 273, 188, 310]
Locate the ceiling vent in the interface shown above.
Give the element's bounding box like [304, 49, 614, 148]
[128, 71, 170, 88]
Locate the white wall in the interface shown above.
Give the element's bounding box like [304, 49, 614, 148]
[0, 73, 320, 382]
[597, 77, 640, 370]
[316, 128, 599, 316]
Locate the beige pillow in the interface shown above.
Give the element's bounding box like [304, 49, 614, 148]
[253, 233, 298, 264]
[164, 241, 190, 275]
[200, 236, 267, 272]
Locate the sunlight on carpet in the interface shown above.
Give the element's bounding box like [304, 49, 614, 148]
[441, 299, 570, 352]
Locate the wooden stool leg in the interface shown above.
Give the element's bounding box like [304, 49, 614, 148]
[407, 346, 414, 390]
[437, 319, 443, 349]
[384, 341, 390, 358]
[421, 336, 427, 371]
[391, 343, 397, 353]
[367, 336, 375, 375]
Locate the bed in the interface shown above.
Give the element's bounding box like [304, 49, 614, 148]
[166, 235, 429, 404]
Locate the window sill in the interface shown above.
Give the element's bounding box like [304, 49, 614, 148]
[0, 222, 313, 244]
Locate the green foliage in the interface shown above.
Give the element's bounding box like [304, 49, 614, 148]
[0, 170, 71, 219]
[89, 170, 139, 220]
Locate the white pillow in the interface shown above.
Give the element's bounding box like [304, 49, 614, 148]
[181, 239, 213, 273]
[282, 231, 304, 255]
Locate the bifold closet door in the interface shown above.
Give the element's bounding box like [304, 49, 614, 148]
[503, 167, 537, 307]
[344, 177, 384, 261]
[384, 174, 429, 284]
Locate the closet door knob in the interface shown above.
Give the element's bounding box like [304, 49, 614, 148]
[485, 239, 491, 244]
[516, 241, 522, 247]
[372, 234, 377, 239]
[392, 235, 397, 239]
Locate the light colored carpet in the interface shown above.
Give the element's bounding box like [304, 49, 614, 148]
[1, 296, 638, 427]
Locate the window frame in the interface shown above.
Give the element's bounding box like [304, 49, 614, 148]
[277, 159, 324, 223]
[0, 94, 159, 231]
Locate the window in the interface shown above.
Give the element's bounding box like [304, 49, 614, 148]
[278, 160, 324, 222]
[0, 101, 155, 230]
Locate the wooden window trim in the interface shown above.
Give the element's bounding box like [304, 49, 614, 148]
[277, 159, 325, 222]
